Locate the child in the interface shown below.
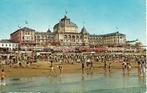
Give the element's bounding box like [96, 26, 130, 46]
[1, 69, 6, 86]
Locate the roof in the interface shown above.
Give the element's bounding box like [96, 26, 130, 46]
[19, 27, 35, 31]
[35, 31, 53, 35]
[47, 28, 52, 33]
[53, 16, 78, 29]
[35, 32, 48, 34]
[61, 15, 70, 21]
[0, 39, 17, 43]
[90, 32, 125, 37]
[53, 23, 59, 29]
[80, 26, 89, 34]
[11, 27, 35, 35]
[56, 32, 80, 34]
[102, 31, 125, 36]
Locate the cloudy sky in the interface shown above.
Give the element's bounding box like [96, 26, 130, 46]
[0, 0, 146, 44]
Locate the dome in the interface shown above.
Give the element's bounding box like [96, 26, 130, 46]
[66, 22, 78, 28]
[53, 15, 78, 33]
[53, 23, 59, 29]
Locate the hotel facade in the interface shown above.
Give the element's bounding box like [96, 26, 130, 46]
[89, 32, 126, 46]
[10, 27, 36, 50]
[10, 15, 127, 49]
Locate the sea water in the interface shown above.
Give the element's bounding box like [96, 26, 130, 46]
[0, 71, 146, 93]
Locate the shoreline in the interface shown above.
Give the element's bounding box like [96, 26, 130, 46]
[1, 61, 141, 77]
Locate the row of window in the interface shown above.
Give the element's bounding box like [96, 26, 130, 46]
[24, 32, 33, 35]
[35, 36, 49, 39]
[90, 36, 124, 40]
[36, 40, 48, 42]
[89, 37, 103, 40]
[64, 39, 82, 42]
[64, 35, 82, 39]
[22, 36, 33, 40]
[0, 44, 17, 47]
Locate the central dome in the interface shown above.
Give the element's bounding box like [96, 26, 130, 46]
[53, 16, 78, 33]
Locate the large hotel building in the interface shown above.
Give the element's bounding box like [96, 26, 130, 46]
[10, 15, 126, 49]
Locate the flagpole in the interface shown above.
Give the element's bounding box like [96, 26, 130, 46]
[25, 20, 28, 27]
[65, 9, 68, 16]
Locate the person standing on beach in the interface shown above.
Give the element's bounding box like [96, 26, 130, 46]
[140, 62, 145, 76]
[58, 65, 63, 74]
[127, 62, 131, 72]
[81, 62, 85, 74]
[136, 57, 142, 75]
[50, 60, 53, 67]
[104, 60, 107, 71]
[122, 57, 128, 73]
[108, 62, 111, 72]
[49, 60, 55, 75]
[0, 69, 6, 86]
[90, 59, 93, 70]
[50, 65, 55, 74]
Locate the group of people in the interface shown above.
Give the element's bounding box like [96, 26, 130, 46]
[0, 53, 36, 68]
[136, 56, 146, 76]
[0, 52, 146, 86]
[49, 60, 63, 76]
[45, 53, 146, 76]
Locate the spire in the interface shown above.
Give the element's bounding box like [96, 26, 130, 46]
[47, 28, 51, 33]
[81, 26, 89, 34]
[81, 26, 87, 32]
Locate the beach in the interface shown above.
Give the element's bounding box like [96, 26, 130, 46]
[2, 60, 139, 77]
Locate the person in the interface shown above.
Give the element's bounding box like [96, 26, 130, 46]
[81, 62, 85, 74]
[137, 60, 141, 75]
[104, 61, 107, 71]
[50, 60, 53, 67]
[57, 65, 63, 74]
[122, 57, 127, 72]
[90, 60, 93, 70]
[0, 69, 6, 86]
[140, 62, 145, 76]
[50, 65, 55, 75]
[127, 62, 131, 72]
[87, 59, 90, 68]
[19, 62, 22, 67]
[108, 62, 111, 72]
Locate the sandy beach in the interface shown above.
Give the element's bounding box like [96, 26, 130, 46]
[1, 60, 140, 77]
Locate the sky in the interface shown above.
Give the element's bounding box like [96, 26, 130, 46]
[0, 0, 146, 44]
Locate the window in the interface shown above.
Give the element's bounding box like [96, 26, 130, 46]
[37, 36, 40, 39]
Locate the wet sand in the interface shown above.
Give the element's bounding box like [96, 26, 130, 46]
[0, 60, 140, 77]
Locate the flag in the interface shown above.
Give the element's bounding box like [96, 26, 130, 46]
[115, 26, 119, 29]
[18, 25, 21, 28]
[65, 9, 67, 15]
[25, 20, 28, 24]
